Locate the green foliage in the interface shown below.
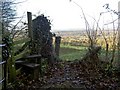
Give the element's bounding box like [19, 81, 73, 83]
[32, 14, 52, 55]
[59, 44, 87, 61]
[3, 34, 30, 83]
[14, 39, 30, 56]
[1, 0, 16, 24]
[40, 58, 49, 76]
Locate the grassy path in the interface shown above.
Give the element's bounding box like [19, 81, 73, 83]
[59, 45, 88, 61]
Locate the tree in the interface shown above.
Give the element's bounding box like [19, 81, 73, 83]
[1, 0, 16, 34]
[1, 0, 16, 23]
[118, 1, 120, 69]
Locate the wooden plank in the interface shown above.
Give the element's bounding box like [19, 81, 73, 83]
[17, 54, 42, 60]
[25, 54, 42, 59]
[15, 60, 26, 64]
[22, 63, 40, 80]
[22, 63, 40, 69]
[15, 54, 42, 79]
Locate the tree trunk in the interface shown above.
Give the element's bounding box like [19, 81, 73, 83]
[118, 1, 120, 69]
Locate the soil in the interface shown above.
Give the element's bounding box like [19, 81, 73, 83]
[7, 60, 120, 90]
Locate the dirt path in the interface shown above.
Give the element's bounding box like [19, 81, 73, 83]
[40, 61, 120, 89]
[12, 61, 120, 90]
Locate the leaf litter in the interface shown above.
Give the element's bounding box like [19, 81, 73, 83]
[10, 60, 120, 90]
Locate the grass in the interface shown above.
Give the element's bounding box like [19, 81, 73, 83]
[59, 44, 118, 64]
[59, 44, 88, 61]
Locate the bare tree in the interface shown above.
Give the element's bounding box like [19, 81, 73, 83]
[1, 0, 16, 35]
[118, 1, 120, 69]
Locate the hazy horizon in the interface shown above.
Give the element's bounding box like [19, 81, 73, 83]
[16, 0, 120, 31]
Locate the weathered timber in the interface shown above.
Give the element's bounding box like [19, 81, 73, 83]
[27, 12, 33, 39]
[15, 60, 26, 69]
[55, 36, 61, 57]
[22, 63, 40, 80]
[22, 54, 41, 59]
[17, 54, 41, 62]
[15, 61, 40, 80]
[15, 54, 42, 79]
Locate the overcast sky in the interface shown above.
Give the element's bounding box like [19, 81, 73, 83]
[16, 0, 120, 31]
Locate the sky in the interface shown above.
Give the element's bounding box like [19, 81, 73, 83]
[16, 0, 120, 31]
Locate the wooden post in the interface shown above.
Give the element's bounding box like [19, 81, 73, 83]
[27, 12, 33, 40]
[55, 36, 61, 57]
[118, 2, 120, 69]
[27, 12, 34, 54]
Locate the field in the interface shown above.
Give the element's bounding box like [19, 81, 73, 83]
[59, 44, 87, 61]
[54, 30, 118, 65]
[3, 30, 120, 89]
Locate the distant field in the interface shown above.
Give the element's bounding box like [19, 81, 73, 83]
[54, 30, 118, 62]
[54, 30, 86, 37]
[54, 30, 117, 49]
